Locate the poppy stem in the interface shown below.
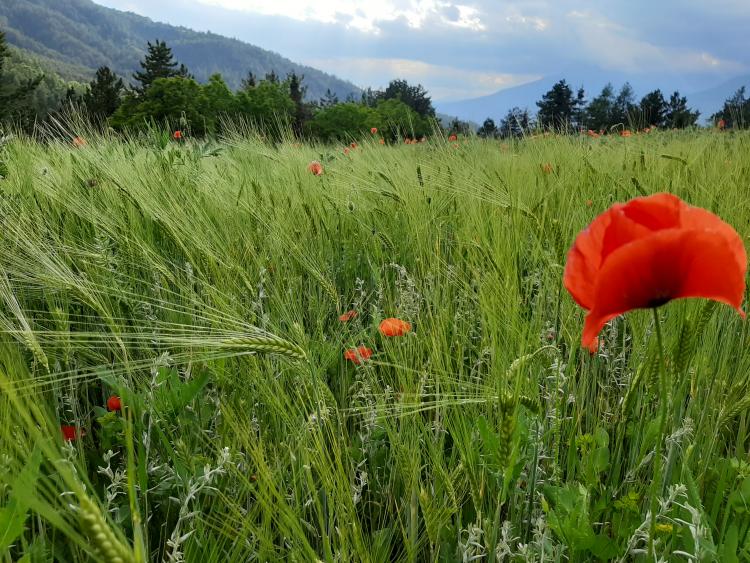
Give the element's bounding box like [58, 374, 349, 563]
[648, 307, 669, 558]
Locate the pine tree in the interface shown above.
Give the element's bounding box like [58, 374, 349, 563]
[83, 66, 124, 119]
[132, 40, 186, 94]
[287, 72, 309, 135]
[320, 88, 339, 108]
[638, 89, 667, 128]
[586, 83, 615, 132]
[665, 91, 699, 129]
[612, 83, 636, 126]
[241, 71, 257, 91]
[536, 80, 577, 130]
[499, 107, 531, 138]
[478, 117, 497, 138]
[264, 71, 279, 84]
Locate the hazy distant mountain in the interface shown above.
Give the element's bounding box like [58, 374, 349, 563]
[0, 0, 361, 101]
[436, 68, 744, 125]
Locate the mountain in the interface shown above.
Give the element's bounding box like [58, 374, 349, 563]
[436, 66, 743, 125]
[0, 0, 361, 101]
[686, 75, 750, 121]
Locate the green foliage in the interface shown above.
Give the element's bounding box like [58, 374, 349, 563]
[375, 98, 429, 140]
[82, 66, 124, 120]
[307, 102, 380, 141]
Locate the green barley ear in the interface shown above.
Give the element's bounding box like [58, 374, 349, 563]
[79, 496, 135, 563]
[623, 350, 659, 417]
[518, 394, 541, 415]
[497, 393, 516, 469]
[673, 301, 716, 377]
[217, 333, 307, 360]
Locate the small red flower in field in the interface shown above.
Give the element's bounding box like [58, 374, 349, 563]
[350, 142, 358, 149]
[564, 193, 747, 352]
[107, 395, 122, 412]
[542, 163, 553, 174]
[339, 310, 358, 322]
[308, 160, 324, 176]
[620, 130, 632, 137]
[72, 136, 86, 148]
[61, 425, 85, 441]
[586, 199, 593, 207]
[344, 147, 350, 155]
[587, 129, 599, 138]
[371, 127, 378, 134]
[173, 130, 182, 140]
[718, 119, 726, 130]
[344, 345, 373, 364]
[379, 318, 412, 337]
[379, 138, 385, 145]
[448, 134, 458, 142]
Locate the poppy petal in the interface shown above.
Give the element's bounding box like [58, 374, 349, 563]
[581, 229, 746, 350]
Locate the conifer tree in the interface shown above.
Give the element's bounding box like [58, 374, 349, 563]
[83, 66, 124, 119]
[132, 40, 187, 94]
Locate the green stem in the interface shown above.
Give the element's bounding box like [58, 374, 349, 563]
[648, 307, 669, 558]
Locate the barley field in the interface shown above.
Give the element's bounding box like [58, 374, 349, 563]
[0, 128, 749, 561]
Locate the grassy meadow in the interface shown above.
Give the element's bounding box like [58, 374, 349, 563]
[0, 127, 749, 561]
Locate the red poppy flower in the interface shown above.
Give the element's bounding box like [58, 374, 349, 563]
[72, 136, 86, 148]
[587, 129, 599, 138]
[379, 138, 385, 145]
[339, 310, 358, 322]
[371, 127, 378, 134]
[542, 163, 554, 174]
[308, 160, 324, 176]
[173, 130, 182, 140]
[448, 134, 458, 142]
[620, 130, 632, 137]
[379, 318, 412, 337]
[564, 193, 746, 352]
[61, 425, 85, 441]
[344, 147, 350, 155]
[717, 119, 726, 130]
[107, 395, 122, 412]
[350, 142, 358, 149]
[344, 345, 373, 365]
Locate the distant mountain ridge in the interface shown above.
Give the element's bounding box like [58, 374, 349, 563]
[0, 0, 361, 101]
[436, 71, 748, 125]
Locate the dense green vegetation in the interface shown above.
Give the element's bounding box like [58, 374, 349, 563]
[0, 0, 360, 99]
[0, 128, 748, 561]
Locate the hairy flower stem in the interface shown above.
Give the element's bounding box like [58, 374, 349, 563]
[648, 307, 669, 558]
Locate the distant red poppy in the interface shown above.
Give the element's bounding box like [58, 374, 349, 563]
[173, 130, 182, 140]
[339, 310, 358, 322]
[620, 130, 632, 137]
[344, 345, 373, 364]
[344, 147, 350, 155]
[586, 199, 593, 207]
[448, 134, 458, 142]
[350, 142, 358, 149]
[379, 318, 412, 337]
[107, 395, 122, 412]
[564, 193, 746, 352]
[379, 138, 385, 145]
[72, 136, 86, 148]
[61, 425, 85, 441]
[371, 127, 378, 134]
[587, 129, 599, 138]
[718, 119, 726, 130]
[308, 160, 324, 176]
[542, 163, 554, 174]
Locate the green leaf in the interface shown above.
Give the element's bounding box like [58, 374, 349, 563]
[0, 445, 42, 551]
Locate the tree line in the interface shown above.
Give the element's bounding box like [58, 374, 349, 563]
[2, 32, 750, 141]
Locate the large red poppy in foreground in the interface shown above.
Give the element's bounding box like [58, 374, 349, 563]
[564, 193, 746, 351]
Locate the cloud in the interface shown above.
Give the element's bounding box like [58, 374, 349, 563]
[194, 0, 485, 33]
[303, 57, 541, 100]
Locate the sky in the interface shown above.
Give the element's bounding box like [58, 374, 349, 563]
[93, 0, 750, 102]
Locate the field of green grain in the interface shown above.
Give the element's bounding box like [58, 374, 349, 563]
[0, 129, 748, 561]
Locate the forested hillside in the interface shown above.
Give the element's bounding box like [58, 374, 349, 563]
[0, 0, 360, 101]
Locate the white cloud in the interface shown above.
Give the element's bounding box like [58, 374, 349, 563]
[303, 57, 541, 100]
[195, 0, 484, 32]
